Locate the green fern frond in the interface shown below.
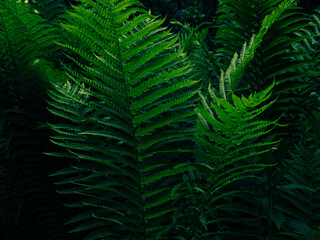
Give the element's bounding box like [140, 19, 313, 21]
[180, 80, 278, 238]
[48, 0, 199, 239]
[214, 0, 318, 120]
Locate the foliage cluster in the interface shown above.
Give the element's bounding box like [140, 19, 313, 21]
[0, 0, 319, 239]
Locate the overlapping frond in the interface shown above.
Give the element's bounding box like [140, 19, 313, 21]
[214, 0, 319, 117]
[0, 0, 64, 94]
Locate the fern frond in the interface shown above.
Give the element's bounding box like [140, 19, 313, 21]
[48, 0, 199, 239]
[280, 108, 320, 228]
[214, 0, 318, 121]
[181, 80, 278, 238]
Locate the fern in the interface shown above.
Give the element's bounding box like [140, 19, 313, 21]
[0, 0, 64, 87]
[279, 105, 320, 232]
[214, 0, 319, 120]
[47, 0, 199, 239]
[178, 80, 279, 239]
[1, 0, 319, 239]
[173, 22, 217, 90]
[209, 2, 320, 237]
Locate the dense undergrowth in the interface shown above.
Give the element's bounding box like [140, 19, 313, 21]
[0, 0, 319, 239]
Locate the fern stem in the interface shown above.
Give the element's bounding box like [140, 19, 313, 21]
[111, 7, 147, 239]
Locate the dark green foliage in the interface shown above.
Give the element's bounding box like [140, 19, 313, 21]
[0, 0, 68, 239]
[0, 158, 19, 238]
[214, 0, 319, 123]
[0, 0, 319, 239]
[139, 0, 218, 26]
[29, 0, 68, 21]
[280, 99, 320, 231]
